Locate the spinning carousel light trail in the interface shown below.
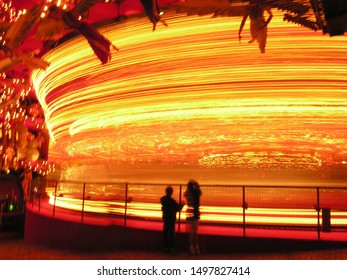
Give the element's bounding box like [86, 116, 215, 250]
[48, 195, 347, 227]
[44, 180, 347, 229]
[31, 11, 347, 184]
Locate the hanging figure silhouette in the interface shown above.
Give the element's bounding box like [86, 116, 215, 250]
[140, 0, 168, 31]
[238, 1, 273, 53]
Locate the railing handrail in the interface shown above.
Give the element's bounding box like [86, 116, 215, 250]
[29, 178, 347, 241]
[45, 179, 347, 189]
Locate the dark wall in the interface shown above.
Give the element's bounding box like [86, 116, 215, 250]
[0, 174, 23, 200]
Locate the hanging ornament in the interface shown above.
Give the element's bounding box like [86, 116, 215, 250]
[140, 0, 168, 31]
[36, 4, 118, 64]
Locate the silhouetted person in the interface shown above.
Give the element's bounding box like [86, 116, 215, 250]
[184, 179, 202, 254]
[238, 1, 273, 53]
[160, 186, 183, 252]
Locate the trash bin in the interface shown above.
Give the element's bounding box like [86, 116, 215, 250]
[322, 208, 331, 232]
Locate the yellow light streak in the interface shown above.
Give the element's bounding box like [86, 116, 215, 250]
[49, 195, 347, 226]
[31, 11, 347, 184]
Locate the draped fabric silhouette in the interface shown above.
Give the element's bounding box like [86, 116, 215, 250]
[140, 0, 168, 31]
[61, 10, 117, 64]
[238, 2, 273, 53]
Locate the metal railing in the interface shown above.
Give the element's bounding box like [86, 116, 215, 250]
[28, 179, 347, 240]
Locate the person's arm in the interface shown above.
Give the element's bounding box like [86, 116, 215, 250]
[264, 7, 273, 27]
[175, 200, 184, 212]
[179, 202, 184, 211]
[238, 12, 248, 42]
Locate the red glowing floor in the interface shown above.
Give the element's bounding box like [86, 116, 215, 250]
[26, 198, 347, 244]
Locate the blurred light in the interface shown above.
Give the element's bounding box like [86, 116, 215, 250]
[31, 11, 347, 183]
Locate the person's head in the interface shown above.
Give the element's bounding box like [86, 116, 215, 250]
[165, 186, 173, 196]
[187, 180, 196, 190]
[187, 180, 201, 193]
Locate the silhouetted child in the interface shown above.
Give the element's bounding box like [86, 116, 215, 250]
[160, 186, 183, 252]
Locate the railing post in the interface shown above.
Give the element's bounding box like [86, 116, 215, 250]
[178, 184, 182, 231]
[31, 178, 34, 208]
[38, 190, 41, 212]
[81, 183, 86, 222]
[316, 187, 321, 240]
[242, 186, 246, 236]
[38, 178, 43, 212]
[124, 183, 128, 227]
[53, 180, 58, 217]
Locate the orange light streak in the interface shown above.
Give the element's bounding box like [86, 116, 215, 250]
[31, 11, 347, 184]
[48, 195, 347, 226]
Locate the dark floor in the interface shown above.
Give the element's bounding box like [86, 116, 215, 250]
[1, 229, 347, 260]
